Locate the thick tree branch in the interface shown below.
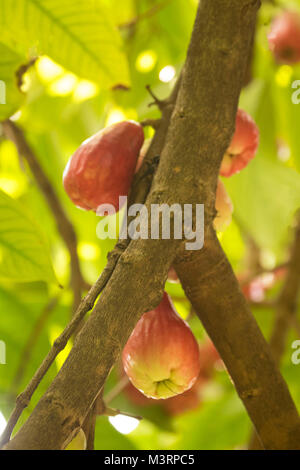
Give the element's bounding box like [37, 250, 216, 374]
[6, 1, 293, 451]
[11, 297, 59, 396]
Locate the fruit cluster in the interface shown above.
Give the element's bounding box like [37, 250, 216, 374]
[62, 113, 259, 404]
[60, 4, 300, 418]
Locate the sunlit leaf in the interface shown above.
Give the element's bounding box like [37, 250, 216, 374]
[0, 189, 57, 283]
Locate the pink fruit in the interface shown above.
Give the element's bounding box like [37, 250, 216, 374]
[63, 121, 144, 212]
[268, 11, 300, 65]
[214, 179, 233, 231]
[220, 109, 259, 177]
[122, 292, 201, 399]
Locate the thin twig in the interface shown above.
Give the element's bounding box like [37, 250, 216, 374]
[104, 375, 130, 405]
[141, 118, 162, 129]
[146, 85, 166, 111]
[105, 408, 142, 421]
[118, 0, 172, 30]
[16, 58, 38, 89]
[11, 297, 59, 396]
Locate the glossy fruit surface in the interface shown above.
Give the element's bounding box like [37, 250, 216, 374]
[63, 120, 144, 212]
[122, 292, 201, 399]
[268, 11, 300, 64]
[220, 109, 259, 177]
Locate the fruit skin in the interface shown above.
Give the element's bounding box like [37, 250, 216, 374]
[220, 109, 259, 177]
[122, 292, 201, 400]
[63, 121, 144, 212]
[214, 179, 233, 231]
[268, 11, 300, 65]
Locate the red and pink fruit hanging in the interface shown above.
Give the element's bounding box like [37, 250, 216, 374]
[220, 109, 259, 177]
[122, 292, 201, 399]
[268, 11, 300, 65]
[63, 121, 144, 212]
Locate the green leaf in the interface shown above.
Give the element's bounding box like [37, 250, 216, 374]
[0, 0, 129, 87]
[226, 158, 300, 252]
[0, 42, 25, 120]
[0, 189, 57, 283]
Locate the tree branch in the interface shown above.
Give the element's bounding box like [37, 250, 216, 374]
[11, 297, 59, 396]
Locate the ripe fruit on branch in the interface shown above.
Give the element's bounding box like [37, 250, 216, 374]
[214, 179, 233, 231]
[268, 11, 300, 65]
[122, 292, 201, 399]
[63, 121, 144, 212]
[220, 109, 259, 177]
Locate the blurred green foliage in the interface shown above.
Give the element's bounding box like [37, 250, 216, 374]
[0, 0, 300, 450]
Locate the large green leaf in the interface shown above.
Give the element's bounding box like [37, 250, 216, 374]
[0, 189, 57, 283]
[0, 42, 25, 120]
[0, 0, 129, 87]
